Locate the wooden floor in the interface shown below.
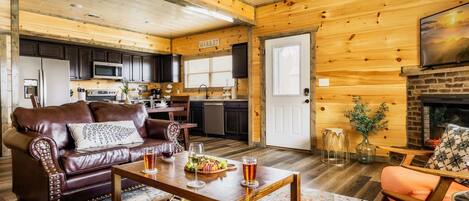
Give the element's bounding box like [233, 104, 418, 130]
[0, 136, 388, 201]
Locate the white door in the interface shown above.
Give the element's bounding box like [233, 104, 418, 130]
[265, 34, 311, 150]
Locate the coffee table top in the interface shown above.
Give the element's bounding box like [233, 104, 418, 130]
[112, 152, 298, 201]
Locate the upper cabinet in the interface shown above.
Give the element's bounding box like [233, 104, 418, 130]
[156, 54, 180, 83]
[19, 38, 158, 82]
[232, 43, 248, 78]
[19, 39, 39, 56]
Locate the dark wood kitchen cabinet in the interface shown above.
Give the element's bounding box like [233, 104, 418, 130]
[107, 51, 122, 63]
[93, 49, 107, 62]
[38, 42, 64, 59]
[132, 55, 143, 82]
[142, 56, 155, 82]
[122, 54, 132, 81]
[78, 47, 93, 80]
[156, 54, 180, 83]
[65, 46, 79, 80]
[20, 39, 39, 56]
[224, 101, 248, 140]
[190, 101, 204, 134]
[232, 43, 248, 78]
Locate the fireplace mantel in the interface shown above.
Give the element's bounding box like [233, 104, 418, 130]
[400, 65, 469, 76]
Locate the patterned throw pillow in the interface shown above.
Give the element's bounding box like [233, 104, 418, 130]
[426, 124, 469, 186]
[68, 121, 144, 150]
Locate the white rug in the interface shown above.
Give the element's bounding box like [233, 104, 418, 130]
[101, 186, 362, 201]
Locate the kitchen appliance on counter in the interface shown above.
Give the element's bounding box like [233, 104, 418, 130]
[150, 88, 161, 99]
[86, 89, 118, 101]
[18, 56, 71, 108]
[93, 61, 123, 80]
[204, 102, 225, 135]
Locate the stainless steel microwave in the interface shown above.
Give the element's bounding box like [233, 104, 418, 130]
[93, 61, 123, 80]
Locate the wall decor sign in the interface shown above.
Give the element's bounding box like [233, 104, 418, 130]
[199, 39, 220, 49]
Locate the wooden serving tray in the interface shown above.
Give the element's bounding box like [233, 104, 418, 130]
[185, 164, 237, 174]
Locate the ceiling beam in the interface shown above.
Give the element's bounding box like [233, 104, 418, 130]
[177, 0, 255, 25]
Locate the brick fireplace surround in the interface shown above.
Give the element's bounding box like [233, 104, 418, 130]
[406, 66, 469, 148]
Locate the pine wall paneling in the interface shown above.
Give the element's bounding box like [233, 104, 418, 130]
[250, 0, 469, 153]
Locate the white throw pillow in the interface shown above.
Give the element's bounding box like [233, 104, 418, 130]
[68, 120, 144, 150]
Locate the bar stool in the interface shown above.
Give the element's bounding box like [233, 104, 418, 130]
[321, 128, 349, 166]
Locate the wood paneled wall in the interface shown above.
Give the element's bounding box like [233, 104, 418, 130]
[0, 0, 10, 32]
[250, 0, 468, 151]
[19, 11, 171, 54]
[170, 26, 249, 97]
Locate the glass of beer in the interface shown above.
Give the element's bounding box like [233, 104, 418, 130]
[241, 156, 259, 188]
[143, 147, 157, 174]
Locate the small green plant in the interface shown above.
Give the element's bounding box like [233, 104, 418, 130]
[120, 80, 129, 95]
[345, 96, 389, 138]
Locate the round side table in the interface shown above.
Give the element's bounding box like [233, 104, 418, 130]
[321, 128, 349, 166]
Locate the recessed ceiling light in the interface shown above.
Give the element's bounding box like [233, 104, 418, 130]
[70, 3, 83, 8]
[86, 13, 100, 19]
[144, 20, 149, 24]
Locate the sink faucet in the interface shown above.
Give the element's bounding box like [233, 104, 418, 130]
[198, 84, 209, 99]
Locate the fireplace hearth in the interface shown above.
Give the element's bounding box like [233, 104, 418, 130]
[421, 95, 469, 147]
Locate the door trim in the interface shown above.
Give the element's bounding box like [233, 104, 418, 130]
[259, 28, 318, 152]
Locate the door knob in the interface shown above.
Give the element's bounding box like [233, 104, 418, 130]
[304, 99, 310, 103]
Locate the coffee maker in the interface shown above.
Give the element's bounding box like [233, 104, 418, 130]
[150, 88, 161, 99]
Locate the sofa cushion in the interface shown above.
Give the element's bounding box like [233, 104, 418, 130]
[426, 124, 469, 185]
[88, 102, 148, 138]
[68, 121, 144, 150]
[60, 146, 129, 176]
[125, 138, 168, 161]
[12, 101, 94, 149]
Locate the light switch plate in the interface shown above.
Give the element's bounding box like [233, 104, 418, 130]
[318, 78, 330, 87]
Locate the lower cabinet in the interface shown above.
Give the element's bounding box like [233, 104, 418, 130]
[190, 102, 204, 134]
[224, 101, 248, 140]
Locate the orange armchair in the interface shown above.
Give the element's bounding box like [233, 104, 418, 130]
[379, 146, 469, 201]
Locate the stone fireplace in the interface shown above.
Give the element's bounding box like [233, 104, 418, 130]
[406, 67, 469, 148]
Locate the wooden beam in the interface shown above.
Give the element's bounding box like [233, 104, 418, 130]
[19, 11, 171, 54]
[178, 0, 255, 25]
[0, 0, 10, 33]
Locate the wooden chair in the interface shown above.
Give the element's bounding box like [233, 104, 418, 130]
[379, 146, 469, 201]
[30, 95, 41, 108]
[170, 96, 197, 150]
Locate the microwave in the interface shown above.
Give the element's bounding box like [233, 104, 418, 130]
[93, 61, 123, 80]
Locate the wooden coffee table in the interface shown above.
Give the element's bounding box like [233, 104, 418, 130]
[112, 152, 300, 201]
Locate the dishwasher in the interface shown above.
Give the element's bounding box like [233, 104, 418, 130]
[204, 102, 225, 135]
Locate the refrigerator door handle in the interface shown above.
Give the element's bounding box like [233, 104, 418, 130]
[41, 67, 47, 107]
[38, 69, 44, 106]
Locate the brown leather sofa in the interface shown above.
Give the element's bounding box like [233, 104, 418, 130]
[3, 101, 181, 201]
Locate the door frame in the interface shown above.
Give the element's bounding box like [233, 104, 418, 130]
[259, 28, 318, 151]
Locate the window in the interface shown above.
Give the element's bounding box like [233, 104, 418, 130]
[184, 55, 234, 88]
[273, 45, 301, 95]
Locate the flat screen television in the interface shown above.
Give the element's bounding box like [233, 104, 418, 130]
[421, 3, 469, 68]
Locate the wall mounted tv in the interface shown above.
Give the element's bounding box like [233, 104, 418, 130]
[421, 3, 469, 68]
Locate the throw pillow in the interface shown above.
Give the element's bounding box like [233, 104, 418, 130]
[68, 120, 144, 150]
[426, 124, 469, 186]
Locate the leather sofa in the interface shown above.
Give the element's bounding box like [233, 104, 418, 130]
[3, 101, 181, 201]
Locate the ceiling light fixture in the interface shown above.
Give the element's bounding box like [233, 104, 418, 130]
[184, 6, 234, 23]
[86, 13, 100, 19]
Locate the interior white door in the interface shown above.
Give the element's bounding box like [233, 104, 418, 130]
[265, 34, 311, 150]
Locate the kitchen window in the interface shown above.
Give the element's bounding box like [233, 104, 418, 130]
[184, 55, 234, 88]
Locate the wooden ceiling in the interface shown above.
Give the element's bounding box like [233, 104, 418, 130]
[19, 0, 235, 38]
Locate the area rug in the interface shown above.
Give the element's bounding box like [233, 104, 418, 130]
[101, 186, 361, 201]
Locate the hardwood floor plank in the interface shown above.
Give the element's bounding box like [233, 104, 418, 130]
[0, 136, 388, 201]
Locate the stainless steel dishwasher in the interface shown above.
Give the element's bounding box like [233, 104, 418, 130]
[203, 102, 225, 135]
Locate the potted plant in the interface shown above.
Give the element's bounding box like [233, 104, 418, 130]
[120, 80, 130, 104]
[345, 96, 389, 163]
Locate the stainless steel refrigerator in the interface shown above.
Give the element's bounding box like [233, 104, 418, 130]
[18, 56, 71, 108]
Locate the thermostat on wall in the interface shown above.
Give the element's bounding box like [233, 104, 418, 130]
[318, 78, 330, 87]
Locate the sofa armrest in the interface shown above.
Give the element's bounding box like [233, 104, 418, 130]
[146, 119, 182, 151]
[3, 128, 65, 200]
